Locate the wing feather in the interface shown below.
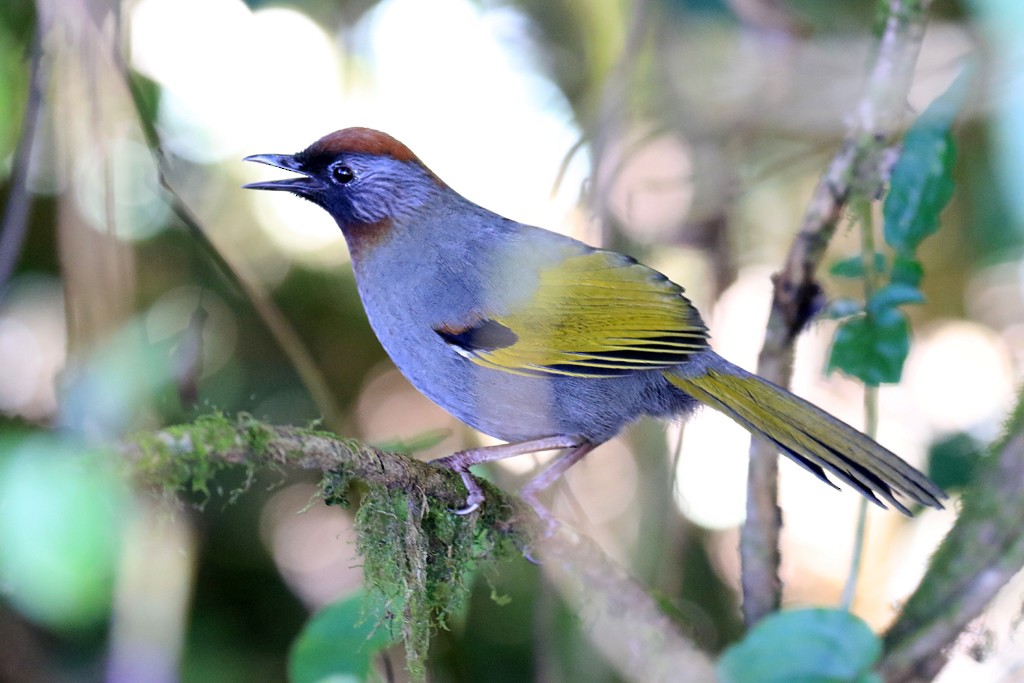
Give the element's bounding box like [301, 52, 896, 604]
[434, 250, 709, 378]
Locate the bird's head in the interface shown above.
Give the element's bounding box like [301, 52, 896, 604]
[244, 127, 445, 233]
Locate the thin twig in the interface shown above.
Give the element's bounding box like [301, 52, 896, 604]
[741, 0, 935, 627]
[586, 0, 653, 246]
[108, 49, 342, 426]
[0, 21, 48, 292]
[839, 196, 879, 611]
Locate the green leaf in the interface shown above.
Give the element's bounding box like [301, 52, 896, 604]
[829, 253, 886, 279]
[915, 64, 973, 132]
[928, 432, 983, 491]
[883, 127, 955, 253]
[883, 69, 968, 253]
[289, 591, 397, 683]
[825, 298, 863, 320]
[827, 311, 911, 386]
[890, 256, 924, 287]
[717, 608, 881, 683]
[866, 283, 925, 315]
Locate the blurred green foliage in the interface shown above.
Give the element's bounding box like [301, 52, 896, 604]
[717, 608, 881, 683]
[928, 431, 983, 491]
[0, 434, 126, 630]
[0, 2, 32, 123]
[288, 591, 396, 683]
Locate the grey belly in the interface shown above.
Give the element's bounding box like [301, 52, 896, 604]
[372, 317, 693, 443]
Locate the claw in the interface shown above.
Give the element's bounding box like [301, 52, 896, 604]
[453, 493, 483, 515]
[431, 457, 486, 514]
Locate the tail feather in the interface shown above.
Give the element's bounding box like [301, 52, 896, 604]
[666, 361, 947, 514]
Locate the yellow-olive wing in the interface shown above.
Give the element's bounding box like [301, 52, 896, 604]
[435, 250, 709, 378]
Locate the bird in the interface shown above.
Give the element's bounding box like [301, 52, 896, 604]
[244, 127, 946, 520]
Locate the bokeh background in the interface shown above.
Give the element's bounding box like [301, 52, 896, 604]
[1, 0, 1022, 680]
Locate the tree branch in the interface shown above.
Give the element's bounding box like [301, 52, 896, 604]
[742, 0, 934, 626]
[543, 528, 717, 682]
[123, 415, 494, 513]
[880, 393, 1024, 682]
[122, 415, 716, 682]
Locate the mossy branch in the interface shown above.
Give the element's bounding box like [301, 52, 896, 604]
[123, 413, 512, 517]
[880, 388, 1024, 682]
[122, 413, 715, 682]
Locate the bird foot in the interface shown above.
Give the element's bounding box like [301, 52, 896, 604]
[520, 489, 560, 538]
[429, 437, 588, 518]
[521, 545, 542, 565]
[517, 493, 566, 565]
[431, 454, 485, 514]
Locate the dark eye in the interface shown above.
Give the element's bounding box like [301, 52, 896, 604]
[331, 164, 355, 184]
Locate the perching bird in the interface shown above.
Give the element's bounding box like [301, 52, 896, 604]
[244, 127, 946, 519]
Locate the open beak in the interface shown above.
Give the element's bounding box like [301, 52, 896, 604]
[242, 153, 320, 193]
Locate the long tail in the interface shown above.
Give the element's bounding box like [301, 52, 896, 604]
[665, 356, 946, 514]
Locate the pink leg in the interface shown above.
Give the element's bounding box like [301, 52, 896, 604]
[520, 443, 598, 531]
[431, 435, 582, 514]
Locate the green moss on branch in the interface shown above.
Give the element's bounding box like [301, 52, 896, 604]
[123, 413, 532, 679]
[881, 388, 1024, 682]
